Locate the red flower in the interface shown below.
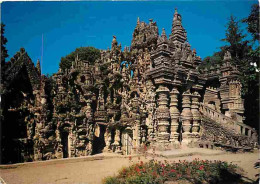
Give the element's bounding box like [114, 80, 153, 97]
[140, 161, 143, 165]
[152, 171, 157, 177]
[162, 171, 165, 176]
[161, 164, 165, 168]
[136, 167, 140, 173]
[199, 165, 204, 170]
[144, 145, 147, 151]
[122, 168, 126, 174]
[170, 169, 176, 173]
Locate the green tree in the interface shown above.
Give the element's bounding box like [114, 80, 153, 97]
[201, 8, 259, 130]
[1, 23, 8, 69]
[242, 4, 259, 42]
[59, 46, 101, 71]
[221, 15, 249, 60]
[221, 12, 259, 130]
[240, 4, 259, 130]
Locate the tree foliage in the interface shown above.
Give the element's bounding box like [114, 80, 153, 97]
[201, 4, 259, 130]
[59, 46, 101, 71]
[1, 23, 8, 68]
[242, 4, 259, 42]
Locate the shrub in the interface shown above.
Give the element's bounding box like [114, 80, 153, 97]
[103, 159, 244, 184]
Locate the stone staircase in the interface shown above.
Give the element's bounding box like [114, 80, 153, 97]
[199, 103, 258, 151]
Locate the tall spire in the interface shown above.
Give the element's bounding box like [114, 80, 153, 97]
[169, 8, 187, 43]
[161, 28, 166, 37]
[36, 59, 41, 75]
[160, 28, 168, 42]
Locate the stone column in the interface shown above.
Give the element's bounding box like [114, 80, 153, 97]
[114, 129, 122, 154]
[104, 127, 111, 152]
[170, 88, 180, 146]
[191, 91, 201, 145]
[181, 90, 192, 145]
[136, 120, 141, 147]
[242, 127, 246, 135]
[248, 129, 252, 138]
[156, 85, 170, 144]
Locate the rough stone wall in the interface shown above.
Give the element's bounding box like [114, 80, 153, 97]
[1, 9, 257, 164]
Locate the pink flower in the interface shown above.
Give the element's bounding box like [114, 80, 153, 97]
[170, 169, 176, 173]
[199, 165, 204, 170]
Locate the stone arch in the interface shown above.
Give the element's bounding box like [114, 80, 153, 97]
[121, 127, 133, 155]
[130, 90, 139, 98]
[59, 123, 72, 158]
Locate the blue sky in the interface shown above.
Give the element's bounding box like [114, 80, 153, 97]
[2, 1, 257, 75]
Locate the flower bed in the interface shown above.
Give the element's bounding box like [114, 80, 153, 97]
[103, 159, 244, 184]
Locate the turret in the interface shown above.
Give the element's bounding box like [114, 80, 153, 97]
[36, 59, 41, 75]
[169, 8, 187, 44]
[137, 17, 140, 26]
[157, 28, 168, 49]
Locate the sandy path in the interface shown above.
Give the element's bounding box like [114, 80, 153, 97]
[0, 152, 258, 184]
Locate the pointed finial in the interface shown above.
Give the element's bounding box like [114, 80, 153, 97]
[161, 28, 166, 36]
[137, 17, 140, 25]
[36, 59, 41, 74]
[112, 35, 117, 44]
[175, 8, 178, 14]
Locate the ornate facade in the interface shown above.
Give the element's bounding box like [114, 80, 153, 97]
[1, 9, 257, 164]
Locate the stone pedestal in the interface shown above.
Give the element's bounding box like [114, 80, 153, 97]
[156, 85, 170, 144]
[181, 90, 192, 145]
[170, 88, 180, 147]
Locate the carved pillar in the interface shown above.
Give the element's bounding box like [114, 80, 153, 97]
[156, 85, 170, 143]
[114, 129, 122, 154]
[248, 129, 252, 137]
[242, 127, 246, 135]
[145, 80, 156, 142]
[136, 120, 141, 147]
[104, 127, 111, 152]
[170, 88, 180, 144]
[181, 90, 192, 145]
[191, 91, 201, 144]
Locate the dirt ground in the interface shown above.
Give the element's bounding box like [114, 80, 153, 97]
[0, 151, 258, 184]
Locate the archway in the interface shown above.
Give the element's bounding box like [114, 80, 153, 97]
[61, 131, 69, 158]
[121, 128, 133, 155]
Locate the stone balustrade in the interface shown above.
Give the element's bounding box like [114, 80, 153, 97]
[200, 103, 256, 138]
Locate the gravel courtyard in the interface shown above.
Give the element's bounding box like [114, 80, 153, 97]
[0, 150, 258, 184]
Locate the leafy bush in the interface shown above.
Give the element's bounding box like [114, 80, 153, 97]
[103, 159, 243, 184]
[59, 46, 101, 71]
